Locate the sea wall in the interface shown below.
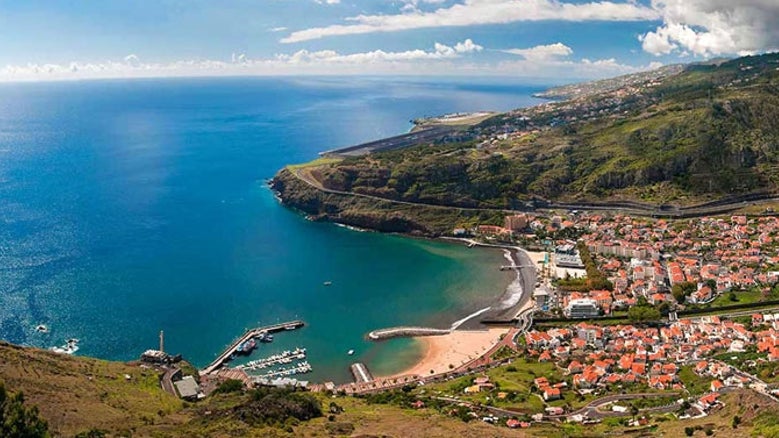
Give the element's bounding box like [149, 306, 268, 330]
[367, 326, 451, 340]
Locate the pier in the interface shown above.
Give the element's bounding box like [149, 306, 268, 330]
[200, 320, 305, 375]
[368, 326, 450, 340]
[499, 264, 533, 270]
[350, 362, 374, 383]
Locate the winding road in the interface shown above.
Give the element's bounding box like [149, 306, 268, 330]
[286, 166, 779, 219]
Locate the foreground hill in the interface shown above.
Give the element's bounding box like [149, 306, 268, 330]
[5, 341, 779, 437]
[0, 342, 526, 437]
[274, 52, 779, 226]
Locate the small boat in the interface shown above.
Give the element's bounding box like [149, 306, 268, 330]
[323, 281, 332, 286]
[347, 349, 354, 356]
[35, 324, 49, 333]
[237, 338, 257, 355]
[259, 333, 273, 343]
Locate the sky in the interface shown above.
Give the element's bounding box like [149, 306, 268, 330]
[0, 0, 777, 82]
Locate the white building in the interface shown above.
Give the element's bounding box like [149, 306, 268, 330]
[565, 298, 600, 318]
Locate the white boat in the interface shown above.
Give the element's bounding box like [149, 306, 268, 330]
[323, 281, 332, 286]
[347, 349, 354, 356]
[35, 324, 49, 333]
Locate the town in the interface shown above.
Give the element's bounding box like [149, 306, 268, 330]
[399, 210, 779, 431]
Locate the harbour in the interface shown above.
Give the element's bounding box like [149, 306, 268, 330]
[0, 78, 539, 385]
[200, 320, 305, 376]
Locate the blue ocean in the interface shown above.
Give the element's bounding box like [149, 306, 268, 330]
[0, 76, 545, 382]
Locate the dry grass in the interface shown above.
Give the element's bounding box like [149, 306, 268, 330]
[0, 342, 188, 436]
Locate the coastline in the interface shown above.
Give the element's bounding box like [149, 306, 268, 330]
[374, 238, 546, 381]
[386, 328, 509, 378]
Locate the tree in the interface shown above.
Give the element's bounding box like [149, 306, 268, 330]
[732, 415, 741, 428]
[672, 281, 697, 304]
[0, 382, 49, 438]
[213, 378, 244, 394]
[629, 305, 661, 323]
[684, 426, 695, 436]
[629, 404, 639, 421]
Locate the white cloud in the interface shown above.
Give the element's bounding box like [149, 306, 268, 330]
[314, 0, 340, 4]
[277, 39, 482, 63]
[0, 39, 658, 82]
[640, 0, 779, 56]
[400, 0, 447, 13]
[281, 0, 659, 43]
[491, 56, 657, 78]
[0, 40, 487, 82]
[454, 39, 483, 53]
[124, 54, 141, 65]
[492, 42, 661, 78]
[502, 42, 573, 61]
[269, 26, 288, 32]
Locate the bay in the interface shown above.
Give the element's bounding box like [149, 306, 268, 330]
[0, 76, 545, 382]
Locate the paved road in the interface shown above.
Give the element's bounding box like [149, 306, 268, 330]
[291, 167, 511, 212]
[287, 166, 779, 220]
[435, 392, 679, 421]
[161, 367, 179, 397]
[560, 392, 681, 420]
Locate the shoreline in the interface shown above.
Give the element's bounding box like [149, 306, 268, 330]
[384, 327, 509, 378]
[373, 238, 544, 380]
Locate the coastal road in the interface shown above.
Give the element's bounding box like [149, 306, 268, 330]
[291, 167, 512, 213]
[286, 164, 779, 220]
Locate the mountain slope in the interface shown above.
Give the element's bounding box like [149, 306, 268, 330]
[283, 53, 779, 211]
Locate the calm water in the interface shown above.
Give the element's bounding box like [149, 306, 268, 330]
[0, 77, 544, 382]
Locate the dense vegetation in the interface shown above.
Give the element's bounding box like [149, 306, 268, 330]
[301, 53, 779, 209]
[0, 383, 49, 438]
[229, 387, 322, 426]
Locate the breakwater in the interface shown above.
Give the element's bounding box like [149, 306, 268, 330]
[367, 327, 451, 340]
[201, 320, 304, 375]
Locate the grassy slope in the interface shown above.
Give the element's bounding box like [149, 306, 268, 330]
[0, 342, 530, 437]
[294, 53, 779, 210]
[0, 342, 187, 437]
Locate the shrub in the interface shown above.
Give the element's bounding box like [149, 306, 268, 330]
[0, 382, 49, 438]
[213, 379, 244, 394]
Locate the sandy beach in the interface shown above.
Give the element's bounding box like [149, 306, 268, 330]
[387, 327, 509, 378]
[523, 249, 546, 266]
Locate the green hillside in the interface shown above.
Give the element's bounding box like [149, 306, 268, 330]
[293, 53, 779, 209]
[0, 342, 529, 437]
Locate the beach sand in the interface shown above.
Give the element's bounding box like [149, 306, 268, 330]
[387, 327, 509, 378]
[524, 249, 547, 266]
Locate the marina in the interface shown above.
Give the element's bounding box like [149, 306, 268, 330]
[249, 361, 313, 379]
[236, 347, 307, 371]
[200, 320, 305, 375]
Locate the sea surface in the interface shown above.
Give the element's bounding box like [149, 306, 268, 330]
[0, 76, 545, 382]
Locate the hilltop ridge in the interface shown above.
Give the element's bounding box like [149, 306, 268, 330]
[273, 52, 779, 233]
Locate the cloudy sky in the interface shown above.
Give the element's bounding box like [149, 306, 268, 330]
[0, 0, 777, 82]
